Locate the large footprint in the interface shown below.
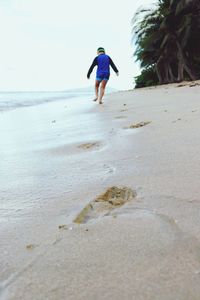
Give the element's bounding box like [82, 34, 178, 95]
[74, 186, 136, 224]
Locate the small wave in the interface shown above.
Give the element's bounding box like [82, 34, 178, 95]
[0, 90, 93, 112]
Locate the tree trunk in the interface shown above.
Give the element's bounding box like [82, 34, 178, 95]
[177, 60, 184, 82]
[164, 63, 170, 84]
[176, 41, 196, 81]
[168, 65, 175, 82]
[156, 60, 163, 84]
[156, 55, 169, 84]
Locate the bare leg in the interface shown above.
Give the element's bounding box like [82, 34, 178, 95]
[94, 80, 100, 101]
[99, 80, 108, 104]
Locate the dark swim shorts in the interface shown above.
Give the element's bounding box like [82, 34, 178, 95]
[96, 72, 110, 82]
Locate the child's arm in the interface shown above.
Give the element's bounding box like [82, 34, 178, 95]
[109, 57, 119, 74]
[87, 57, 98, 79]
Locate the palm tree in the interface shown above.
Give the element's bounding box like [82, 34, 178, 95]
[132, 1, 177, 85]
[171, 0, 200, 79]
[132, 0, 200, 87]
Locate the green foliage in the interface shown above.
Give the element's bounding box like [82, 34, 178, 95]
[134, 67, 159, 88]
[132, 0, 200, 88]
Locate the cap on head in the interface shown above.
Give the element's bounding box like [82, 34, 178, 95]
[97, 47, 105, 53]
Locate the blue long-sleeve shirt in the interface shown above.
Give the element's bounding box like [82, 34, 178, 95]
[87, 54, 118, 78]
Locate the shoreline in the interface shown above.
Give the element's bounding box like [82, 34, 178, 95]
[1, 83, 200, 299]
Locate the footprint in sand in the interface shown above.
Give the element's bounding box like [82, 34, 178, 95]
[58, 225, 68, 230]
[74, 186, 136, 224]
[190, 83, 200, 87]
[26, 244, 38, 250]
[172, 118, 181, 123]
[177, 84, 187, 88]
[103, 164, 115, 174]
[114, 116, 127, 119]
[78, 142, 100, 150]
[124, 121, 151, 129]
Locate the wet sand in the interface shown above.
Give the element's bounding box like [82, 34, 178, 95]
[1, 82, 200, 299]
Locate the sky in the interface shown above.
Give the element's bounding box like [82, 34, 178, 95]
[0, 0, 153, 91]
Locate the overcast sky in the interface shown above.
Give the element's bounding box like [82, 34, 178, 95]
[0, 0, 153, 91]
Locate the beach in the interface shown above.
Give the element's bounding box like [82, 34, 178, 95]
[1, 82, 200, 299]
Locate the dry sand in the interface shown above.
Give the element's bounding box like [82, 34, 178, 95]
[1, 81, 200, 299]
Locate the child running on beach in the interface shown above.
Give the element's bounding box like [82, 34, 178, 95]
[87, 47, 119, 104]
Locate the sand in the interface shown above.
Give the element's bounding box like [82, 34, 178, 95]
[1, 81, 200, 299]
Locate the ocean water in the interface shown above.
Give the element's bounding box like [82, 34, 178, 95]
[0, 87, 116, 112]
[0, 90, 93, 112]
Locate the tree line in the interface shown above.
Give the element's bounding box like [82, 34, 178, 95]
[132, 0, 200, 88]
